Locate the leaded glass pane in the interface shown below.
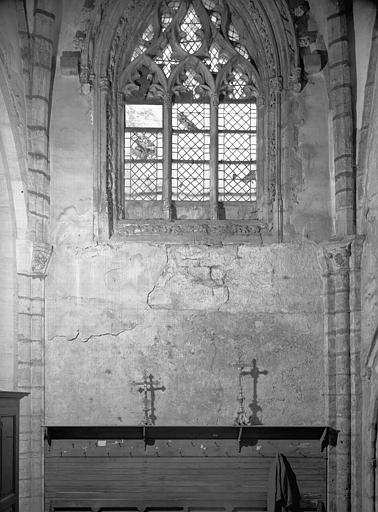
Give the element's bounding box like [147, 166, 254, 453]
[228, 24, 239, 42]
[218, 102, 257, 202]
[131, 25, 154, 61]
[218, 102, 256, 131]
[172, 103, 210, 131]
[124, 105, 163, 200]
[155, 44, 179, 76]
[124, 161, 163, 200]
[204, 43, 229, 72]
[218, 163, 256, 201]
[172, 103, 210, 201]
[125, 104, 163, 128]
[179, 5, 203, 53]
[235, 44, 249, 60]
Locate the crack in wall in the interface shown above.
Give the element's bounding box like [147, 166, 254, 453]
[147, 245, 232, 310]
[49, 323, 137, 343]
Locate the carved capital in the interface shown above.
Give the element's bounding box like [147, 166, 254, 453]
[31, 242, 53, 276]
[317, 241, 352, 276]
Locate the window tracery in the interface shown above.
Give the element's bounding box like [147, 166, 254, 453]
[120, 0, 259, 218]
[81, 0, 300, 240]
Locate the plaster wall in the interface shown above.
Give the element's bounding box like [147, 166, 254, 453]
[45, 240, 325, 426]
[0, 1, 27, 392]
[283, 75, 332, 240]
[354, 0, 376, 133]
[359, 21, 378, 509]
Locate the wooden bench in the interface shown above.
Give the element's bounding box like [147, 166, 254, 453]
[44, 426, 336, 512]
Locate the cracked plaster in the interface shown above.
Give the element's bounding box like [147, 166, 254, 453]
[46, 240, 325, 426]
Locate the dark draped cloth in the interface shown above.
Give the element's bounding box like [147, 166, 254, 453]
[267, 453, 300, 512]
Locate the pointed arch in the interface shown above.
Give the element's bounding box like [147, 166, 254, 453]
[82, 0, 302, 240]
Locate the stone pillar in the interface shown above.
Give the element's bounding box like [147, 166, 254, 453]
[318, 236, 363, 512]
[268, 76, 283, 241]
[349, 237, 364, 511]
[94, 76, 111, 239]
[19, 2, 58, 510]
[17, 242, 52, 512]
[28, 1, 57, 243]
[327, 1, 355, 237]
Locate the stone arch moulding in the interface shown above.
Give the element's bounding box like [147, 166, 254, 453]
[0, 56, 29, 262]
[79, 0, 302, 242]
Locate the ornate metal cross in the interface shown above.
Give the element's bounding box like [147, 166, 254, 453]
[232, 358, 268, 426]
[232, 361, 250, 426]
[132, 370, 166, 426]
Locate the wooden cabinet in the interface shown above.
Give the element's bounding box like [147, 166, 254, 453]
[0, 392, 27, 512]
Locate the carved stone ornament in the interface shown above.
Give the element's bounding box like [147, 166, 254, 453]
[247, 1, 276, 76]
[317, 241, 352, 277]
[289, 66, 302, 92]
[269, 76, 283, 93]
[99, 76, 110, 91]
[115, 221, 268, 238]
[31, 242, 53, 276]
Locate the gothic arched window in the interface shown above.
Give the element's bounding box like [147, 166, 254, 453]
[119, 0, 260, 221]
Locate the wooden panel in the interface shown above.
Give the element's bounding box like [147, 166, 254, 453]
[45, 438, 326, 511]
[1, 416, 15, 498]
[0, 391, 27, 512]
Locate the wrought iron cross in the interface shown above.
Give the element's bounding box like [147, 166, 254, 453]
[132, 370, 166, 426]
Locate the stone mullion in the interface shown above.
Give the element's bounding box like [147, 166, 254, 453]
[327, 2, 355, 237]
[163, 95, 172, 220]
[209, 94, 219, 220]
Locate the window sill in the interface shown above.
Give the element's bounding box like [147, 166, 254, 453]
[112, 219, 272, 243]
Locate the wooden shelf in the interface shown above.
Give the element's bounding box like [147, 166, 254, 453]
[44, 425, 338, 450]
